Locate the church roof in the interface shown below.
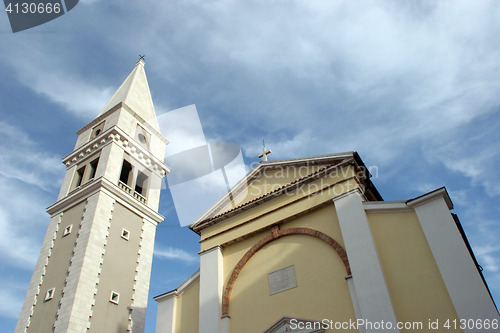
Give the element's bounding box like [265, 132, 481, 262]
[191, 161, 342, 232]
[97, 59, 159, 130]
[191, 151, 383, 233]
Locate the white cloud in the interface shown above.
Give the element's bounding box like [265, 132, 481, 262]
[0, 121, 62, 269]
[0, 121, 64, 191]
[154, 247, 198, 264]
[2, 40, 113, 119]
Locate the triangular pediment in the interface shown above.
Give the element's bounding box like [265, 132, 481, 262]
[191, 152, 362, 232]
[262, 316, 325, 333]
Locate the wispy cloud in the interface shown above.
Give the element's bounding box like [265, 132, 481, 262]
[0, 122, 62, 269]
[154, 247, 198, 264]
[0, 121, 64, 191]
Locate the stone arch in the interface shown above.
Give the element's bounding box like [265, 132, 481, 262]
[221, 226, 350, 317]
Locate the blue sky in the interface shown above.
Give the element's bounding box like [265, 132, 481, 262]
[1, 0, 499, 331]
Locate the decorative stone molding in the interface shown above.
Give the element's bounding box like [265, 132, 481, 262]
[47, 176, 164, 225]
[221, 226, 350, 317]
[62, 127, 169, 178]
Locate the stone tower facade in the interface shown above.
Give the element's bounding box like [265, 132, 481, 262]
[15, 60, 169, 333]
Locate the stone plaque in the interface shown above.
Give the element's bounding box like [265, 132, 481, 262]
[268, 265, 298, 295]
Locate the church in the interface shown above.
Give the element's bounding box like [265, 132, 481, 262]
[16, 62, 499, 333]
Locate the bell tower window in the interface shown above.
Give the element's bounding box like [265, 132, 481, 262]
[89, 158, 99, 180]
[73, 166, 86, 189]
[135, 171, 148, 196]
[119, 160, 133, 186]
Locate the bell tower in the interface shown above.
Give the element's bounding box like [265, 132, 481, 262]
[15, 59, 169, 333]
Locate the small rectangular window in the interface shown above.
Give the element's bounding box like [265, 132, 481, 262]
[89, 158, 99, 180]
[121, 229, 130, 241]
[110, 291, 120, 304]
[45, 288, 55, 301]
[63, 225, 73, 237]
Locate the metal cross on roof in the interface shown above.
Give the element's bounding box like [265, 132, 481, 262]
[139, 55, 145, 61]
[258, 137, 272, 161]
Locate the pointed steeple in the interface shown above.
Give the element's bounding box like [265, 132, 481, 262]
[98, 59, 159, 130]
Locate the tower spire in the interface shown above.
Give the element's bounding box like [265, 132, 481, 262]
[98, 59, 159, 130]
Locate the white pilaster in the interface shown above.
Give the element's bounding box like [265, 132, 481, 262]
[346, 277, 365, 333]
[155, 293, 177, 333]
[410, 193, 500, 330]
[199, 245, 224, 333]
[333, 192, 400, 333]
[130, 218, 157, 332]
[220, 316, 230, 333]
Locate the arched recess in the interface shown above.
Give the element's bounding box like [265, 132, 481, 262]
[221, 226, 351, 317]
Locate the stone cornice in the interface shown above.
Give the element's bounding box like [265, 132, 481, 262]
[153, 270, 200, 301]
[47, 176, 165, 224]
[363, 200, 413, 213]
[62, 127, 170, 178]
[406, 186, 453, 210]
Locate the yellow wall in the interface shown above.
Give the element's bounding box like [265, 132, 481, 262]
[222, 205, 346, 285]
[174, 280, 200, 333]
[368, 211, 463, 332]
[221, 205, 353, 332]
[228, 234, 356, 333]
